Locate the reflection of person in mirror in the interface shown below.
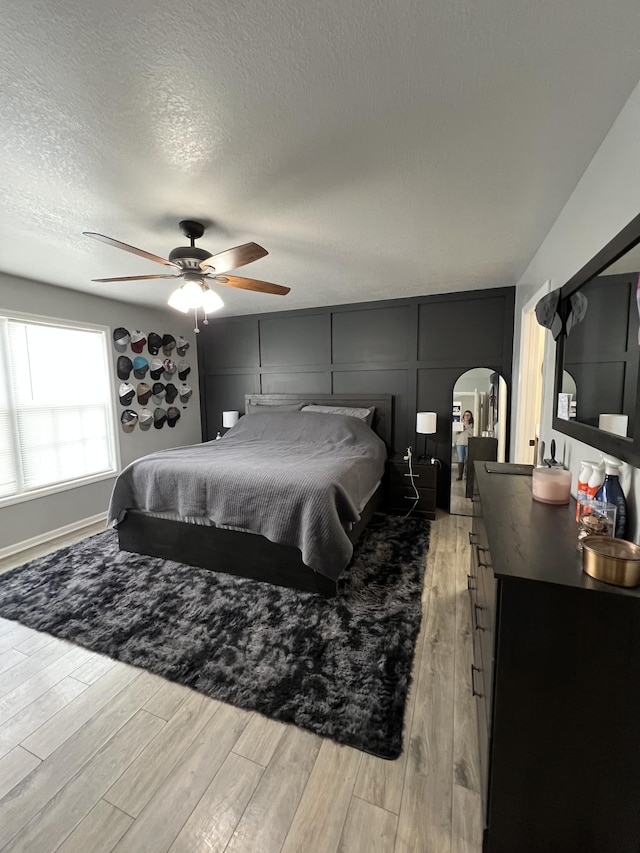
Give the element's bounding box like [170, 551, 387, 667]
[455, 410, 474, 480]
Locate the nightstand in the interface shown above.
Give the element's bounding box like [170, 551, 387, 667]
[387, 456, 437, 519]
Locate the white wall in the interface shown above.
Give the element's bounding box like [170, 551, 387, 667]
[0, 273, 202, 550]
[512, 79, 640, 539]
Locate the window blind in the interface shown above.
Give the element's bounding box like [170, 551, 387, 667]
[1, 317, 117, 500]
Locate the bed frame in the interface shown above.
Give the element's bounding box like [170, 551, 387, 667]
[117, 394, 393, 597]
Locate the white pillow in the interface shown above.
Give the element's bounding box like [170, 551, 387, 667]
[302, 405, 375, 427]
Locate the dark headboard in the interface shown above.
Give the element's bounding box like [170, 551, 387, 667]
[244, 394, 393, 449]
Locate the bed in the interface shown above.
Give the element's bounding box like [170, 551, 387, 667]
[111, 394, 393, 596]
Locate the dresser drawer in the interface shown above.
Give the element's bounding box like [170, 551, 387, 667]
[475, 684, 490, 814]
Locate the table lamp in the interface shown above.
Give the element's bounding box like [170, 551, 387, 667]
[416, 411, 437, 460]
[223, 411, 239, 429]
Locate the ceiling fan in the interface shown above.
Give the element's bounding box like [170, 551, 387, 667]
[84, 220, 290, 331]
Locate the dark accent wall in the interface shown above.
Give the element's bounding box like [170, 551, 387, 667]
[197, 287, 515, 510]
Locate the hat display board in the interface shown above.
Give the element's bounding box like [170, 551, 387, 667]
[112, 326, 192, 436]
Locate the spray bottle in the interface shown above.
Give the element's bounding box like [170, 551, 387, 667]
[595, 458, 627, 538]
[586, 459, 605, 500]
[576, 460, 596, 522]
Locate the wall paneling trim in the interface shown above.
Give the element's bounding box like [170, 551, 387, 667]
[197, 288, 515, 510]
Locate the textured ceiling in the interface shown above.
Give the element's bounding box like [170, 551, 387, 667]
[1, 0, 639, 317]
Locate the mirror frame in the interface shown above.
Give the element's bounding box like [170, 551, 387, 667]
[553, 211, 640, 466]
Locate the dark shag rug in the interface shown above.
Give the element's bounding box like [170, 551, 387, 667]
[0, 513, 430, 759]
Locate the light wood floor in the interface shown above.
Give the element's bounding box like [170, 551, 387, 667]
[0, 513, 481, 853]
[450, 472, 473, 518]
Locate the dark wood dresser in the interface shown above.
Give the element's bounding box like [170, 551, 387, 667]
[465, 436, 498, 498]
[470, 462, 640, 853]
[387, 456, 437, 519]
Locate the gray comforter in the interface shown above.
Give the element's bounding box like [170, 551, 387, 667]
[108, 411, 387, 579]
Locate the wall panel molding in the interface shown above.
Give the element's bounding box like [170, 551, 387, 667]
[198, 287, 515, 510]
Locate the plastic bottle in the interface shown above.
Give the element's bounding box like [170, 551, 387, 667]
[586, 460, 604, 500]
[575, 460, 595, 522]
[595, 458, 627, 538]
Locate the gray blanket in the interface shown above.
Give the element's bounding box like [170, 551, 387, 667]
[108, 411, 387, 579]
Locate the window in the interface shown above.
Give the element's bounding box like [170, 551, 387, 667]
[0, 315, 118, 504]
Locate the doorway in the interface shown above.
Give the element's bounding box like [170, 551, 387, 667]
[514, 282, 549, 464]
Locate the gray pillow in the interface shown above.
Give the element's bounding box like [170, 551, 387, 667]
[301, 404, 376, 427]
[246, 402, 306, 414]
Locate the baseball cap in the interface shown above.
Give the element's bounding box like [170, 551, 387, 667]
[132, 356, 149, 379]
[164, 382, 178, 404]
[147, 332, 163, 355]
[138, 408, 153, 431]
[137, 382, 152, 405]
[153, 407, 167, 429]
[149, 358, 164, 380]
[535, 289, 562, 340]
[162, 334, 176, 356]
[167, 406, 181, 427]
[130, 330, 147, 354]
[151, 382, 166, 405]
[119, 383, 135, 406]
[113, 327, 130, 353]
[179, 384, 193, 404]
[120, 409, 138, 433]
[162, 358, 177, 380]
[565, 291, 588, 337]
[176, 336, 190, 357]
[117, 355, 133, 380]
[178, 360, 191, 381]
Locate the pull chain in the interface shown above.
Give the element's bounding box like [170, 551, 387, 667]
[194, 307, 200, 334]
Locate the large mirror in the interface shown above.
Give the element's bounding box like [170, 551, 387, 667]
[450, 368, 508, 516]
[553, 212, 640, 466]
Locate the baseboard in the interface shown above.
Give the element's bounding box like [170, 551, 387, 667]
[0, 512, 108, 562]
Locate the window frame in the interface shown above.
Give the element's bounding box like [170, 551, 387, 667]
[0, 309, 121, 508]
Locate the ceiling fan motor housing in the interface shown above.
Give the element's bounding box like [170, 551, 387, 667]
[168, 246, 212, 268]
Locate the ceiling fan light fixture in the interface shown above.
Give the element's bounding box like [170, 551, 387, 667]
[167, 286, 191, 313]
[181, 279, 206, 308]
[168, 281, 224, 317]
[201, 287, 224, 314]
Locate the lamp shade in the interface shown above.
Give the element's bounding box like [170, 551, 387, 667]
[416, 411, 437, 434]
[222, 410, 239, 428]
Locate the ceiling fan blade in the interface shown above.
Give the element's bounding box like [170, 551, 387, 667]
[91, 274, 180, 283]
[213, 274, 290, 296]
[84, 232, 181, 269]
[199, 242, 268, 273]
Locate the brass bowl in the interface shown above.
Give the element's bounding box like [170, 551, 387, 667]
[582, 535, 640, 588]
